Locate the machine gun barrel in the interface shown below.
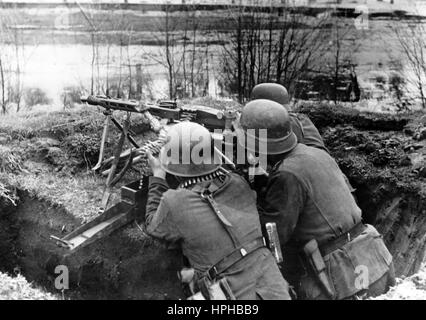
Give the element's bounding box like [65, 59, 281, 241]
[81, 95, 234, 130]
[82, 95, 141, 112]
[81, 95, 181, 121]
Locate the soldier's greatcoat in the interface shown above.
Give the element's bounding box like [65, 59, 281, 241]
[290, 113, 327, 152]
[145, 173, 291, 300]
[259, 143, 395, 299]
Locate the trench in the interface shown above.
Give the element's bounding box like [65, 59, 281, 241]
[0, 190, 184, 300]
[1, 177, 425, 299]
[352, 180, 426, 276]
[1, 103, 425, 299]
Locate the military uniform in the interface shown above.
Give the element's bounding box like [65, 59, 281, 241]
[290, 113, 328, 152]
[258, 144, 395, 299]
[145, 172, 291, 300]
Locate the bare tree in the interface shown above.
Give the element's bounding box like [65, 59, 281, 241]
[393, 20, 426, 109]
[145, 2, 205, 99]
[324, 13, 358, 104]
[164, 4, 175, 99]
[0, 20, 6, 113]
[76, 1, 98, 95]
[218, 4, 329, 103]
[188, 9, 200, 97]
[80, 4, 140, 99]
[0, 55, 5, 114]
[236, 3, 243, 102]
[204, 43, 210, 96]
[182, 8, 189, 97]
[105, 35, 111, 97]
[0, 10, 27, 113]
[190, 14, 198, 97]
[13, 28, 23, 112]
[126, 27, 134, 99]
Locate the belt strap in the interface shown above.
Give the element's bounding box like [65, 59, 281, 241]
[207, 237, 266, 281]
[319, 223, 366, 256]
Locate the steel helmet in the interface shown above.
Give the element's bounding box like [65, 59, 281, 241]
[235, 99, 297, 155]
[251, 83, 290, 106]
[159, 122, 221, 177]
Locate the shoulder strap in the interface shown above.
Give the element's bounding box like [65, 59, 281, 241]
[193, 182, 241, 248]
[201, 189, 233, 228]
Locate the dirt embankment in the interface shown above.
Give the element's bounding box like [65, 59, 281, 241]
[0, 187, 184, 300]
[298, 104, 426, 277]
[0, 107, 183, 299]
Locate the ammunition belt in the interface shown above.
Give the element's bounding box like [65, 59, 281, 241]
[138, 131, 168, 156]
[206, 237, 266, 281]
[179, 167, 228, 189]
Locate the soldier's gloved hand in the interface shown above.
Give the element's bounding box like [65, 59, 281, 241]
[147, 151, 166, 179]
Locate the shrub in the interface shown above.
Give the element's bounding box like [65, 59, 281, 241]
[60, 86, 85, 109]
[24, 88, 52, 107]
[389, 72, 406, 102]
[0, 146, 23, 174]
[62, 133, 100, 166]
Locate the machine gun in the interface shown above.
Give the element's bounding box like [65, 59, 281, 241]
[50, 95, 239, 251]
[81, 95, 237, 175]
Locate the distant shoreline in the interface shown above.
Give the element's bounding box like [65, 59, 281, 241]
[0, 2, 424, 20]
[0, 3, 424, 47]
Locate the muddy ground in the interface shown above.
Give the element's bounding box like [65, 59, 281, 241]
[1, 102, 426, 299]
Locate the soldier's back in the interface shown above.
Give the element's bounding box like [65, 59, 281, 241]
[163, 173, 291, 300]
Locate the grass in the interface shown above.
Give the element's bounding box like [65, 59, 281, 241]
[0, 105, 105, 139]
[0, 146, 21, 206]
[0, 157, 141, 222]
[0, 103, 151, 221]
[0, 145, 23, 172]
[0, 272, 57, 300]
[0, 106, 104, 219]
[0, 181, 18, 206]
[2, 171, 110, 221]
[0, 97, 239, 221]
[0, 104, 151, 137]
[180, 96, 242, 110]
[0, 98, 238, 245]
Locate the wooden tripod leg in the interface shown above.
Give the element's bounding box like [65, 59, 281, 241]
[100, 114, 131, 213]
[98, 189, 111, 215]
[93, 114, 111, 171]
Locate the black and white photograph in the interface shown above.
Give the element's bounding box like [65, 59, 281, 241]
[0, 0, 426, 306]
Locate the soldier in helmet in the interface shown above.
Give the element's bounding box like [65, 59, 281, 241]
[251, 83, 326, 152]
[251, 83, 356, 193]
[236, 99, 395, 300]
[144, 122, 291, 300]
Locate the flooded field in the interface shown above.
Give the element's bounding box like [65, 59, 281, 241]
[0, 6, 425, 110]
[0, 43, 223, 107]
